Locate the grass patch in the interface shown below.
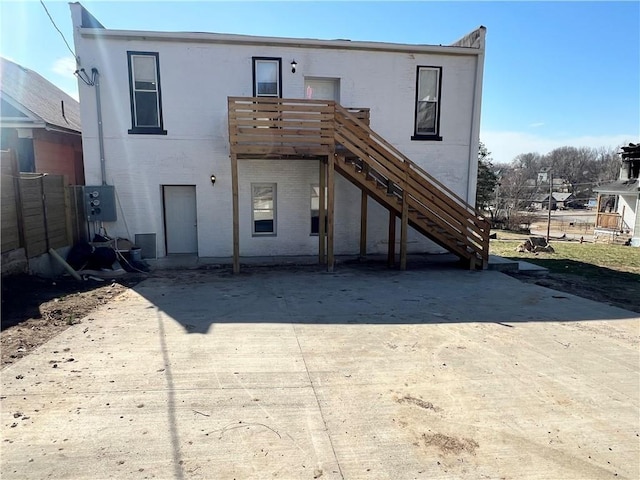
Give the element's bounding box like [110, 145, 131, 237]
[491, 239, 640, 275]
[490, 232, 640, 313]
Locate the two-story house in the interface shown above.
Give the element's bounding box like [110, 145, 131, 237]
[70, 3, 489, 271]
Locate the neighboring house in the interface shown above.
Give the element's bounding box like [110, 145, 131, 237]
[529, 194, 553, 211]
[593, 143, 640, 246]
[553, 192, 573, 209]
[70, 3, 489, 270]
[552, 178, 571, 193]
[0, 57, 84, 185]
[528, 192, 573, 211]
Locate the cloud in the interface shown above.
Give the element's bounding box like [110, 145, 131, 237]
[481, 130, 635, 165]
[529, 122, 545, 128]
[51, 56, 77, 79]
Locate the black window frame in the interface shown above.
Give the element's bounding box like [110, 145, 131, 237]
[252, 57, 283, 98]
[411, 65, 443, 141]
[251, 183, 277, 236]
[127, 51, 167, 135]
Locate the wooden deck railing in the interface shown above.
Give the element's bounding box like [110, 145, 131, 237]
[596, 212, 622, 230]
[228, 97, 337, 157]
[333, 104, 489, 267]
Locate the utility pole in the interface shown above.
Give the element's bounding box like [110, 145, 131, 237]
[547, 171, 553, 243]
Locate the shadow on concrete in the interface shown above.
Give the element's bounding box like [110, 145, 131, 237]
[500, 256, 640, 314]
[130, 258, 638, 335]
[0, 273, 145, 330]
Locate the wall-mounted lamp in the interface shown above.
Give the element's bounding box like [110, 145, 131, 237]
[210, 174, 216, 186]
[290, 60, 297, 73]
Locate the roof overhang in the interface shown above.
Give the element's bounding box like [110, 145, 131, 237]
[594, 180, 640, 196]
[0, 120, 81, 136]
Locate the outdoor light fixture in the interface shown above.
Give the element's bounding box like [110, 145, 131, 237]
[210, 174, 216, 186]
[291, 60, 297, 73]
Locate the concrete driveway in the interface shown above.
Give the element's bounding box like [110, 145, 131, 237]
[2, 265, 638, 479]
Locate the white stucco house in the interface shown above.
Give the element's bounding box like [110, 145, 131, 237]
[70, 3, 489, 271]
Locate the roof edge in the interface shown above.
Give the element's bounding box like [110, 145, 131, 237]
[77, 28, 484, 56]
[450, 26, 486, 49]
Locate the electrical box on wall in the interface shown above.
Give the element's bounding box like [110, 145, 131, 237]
[84, 185, 117, 222]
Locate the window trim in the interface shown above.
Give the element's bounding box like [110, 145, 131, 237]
[411, 65, 443, 141]
[127, 51, 167, 135]
[252, 57, 283, 98]
[251, 183, 277, 236]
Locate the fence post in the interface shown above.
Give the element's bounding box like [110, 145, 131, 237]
[10, 150, 26, 248]
[40, 175, 51, 251]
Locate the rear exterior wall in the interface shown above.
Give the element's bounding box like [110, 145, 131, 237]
[73, 31, 480, 258]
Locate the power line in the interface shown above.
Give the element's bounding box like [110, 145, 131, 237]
[39, 0, 78, 63]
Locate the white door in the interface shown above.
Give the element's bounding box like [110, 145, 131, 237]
[304, 78, 340, 102]
[164, 185, 198, 254]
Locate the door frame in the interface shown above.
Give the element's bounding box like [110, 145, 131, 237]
[162, 184, 198, 255]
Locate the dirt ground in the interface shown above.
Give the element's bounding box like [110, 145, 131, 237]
[1, 273, 145, 368]
[1, 263, 637, 369]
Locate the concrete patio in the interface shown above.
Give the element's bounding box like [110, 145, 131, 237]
[1, 264, 638, 479]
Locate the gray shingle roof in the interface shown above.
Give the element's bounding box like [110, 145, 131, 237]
[553, 192, 573, 202]
[0, 57, 81, 133]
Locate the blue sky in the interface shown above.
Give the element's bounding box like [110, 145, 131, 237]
[1, 1, 638, 164]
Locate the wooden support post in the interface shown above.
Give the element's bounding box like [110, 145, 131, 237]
[359, 190, 367, 258]
[400, 189, 408, 271]
[387, 210, 396, 268]
[595, 194, 603, 228]
[319, 159, 326, 264]
[327, 153, 336, 272]
[231, 153, 240, 274]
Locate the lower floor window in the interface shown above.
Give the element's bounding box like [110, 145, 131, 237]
[310, 184, 327, 235]
[252, 183, 276, 235]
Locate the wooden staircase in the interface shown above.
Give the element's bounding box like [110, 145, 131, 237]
[227, 96, 490, 271]
[333, 104, 489, 269]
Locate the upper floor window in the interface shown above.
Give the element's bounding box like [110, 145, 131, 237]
[412, 66, 442, 141]
[127, 51, 167, 135]
[252, 57, 282, 97]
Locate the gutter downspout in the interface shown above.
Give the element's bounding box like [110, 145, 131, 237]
[466, 27, 486, 205]
[92, 68, 107, 186]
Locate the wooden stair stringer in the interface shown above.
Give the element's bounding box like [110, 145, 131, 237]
[332, 105, 489, 269]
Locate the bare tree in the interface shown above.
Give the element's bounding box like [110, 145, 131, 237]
[493, 163, 535, 229]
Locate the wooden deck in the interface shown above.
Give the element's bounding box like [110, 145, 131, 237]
[227, 96, 489, 273]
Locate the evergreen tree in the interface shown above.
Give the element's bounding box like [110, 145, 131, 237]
[476, 141, 499, 211]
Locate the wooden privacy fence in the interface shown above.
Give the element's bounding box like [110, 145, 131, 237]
[1, 149, 84, 259]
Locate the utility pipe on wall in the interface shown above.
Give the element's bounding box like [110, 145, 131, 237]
[92, 68, 107, 186]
